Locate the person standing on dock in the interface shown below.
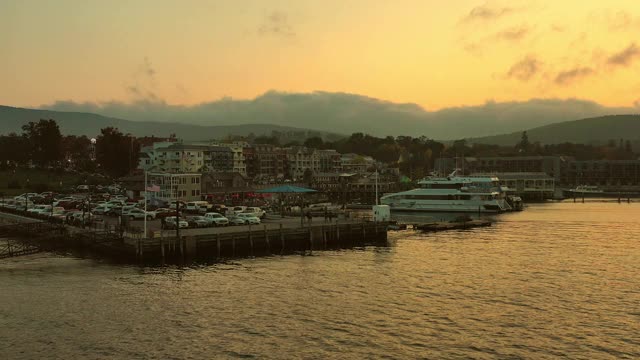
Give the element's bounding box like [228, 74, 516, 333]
[323, 207, 329, 223]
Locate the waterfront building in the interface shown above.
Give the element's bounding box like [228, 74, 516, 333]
[202, 145, 233, 172]
[226, 142, 248, 176]
[250, 144, 287, 180]
[138, 142, 234, 173]
[563, 160, 640, 188]
[201, 172, 252, 194]
[472, 172, 555, 200]
[148, 172, 202, 202]
[317, 149, 342, 173]
[341, 153, 375, 174]
[286, 146, 321, 179]
[435, 156, 569, 183]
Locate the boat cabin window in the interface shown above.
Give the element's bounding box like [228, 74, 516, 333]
[420, 183, 464, 189]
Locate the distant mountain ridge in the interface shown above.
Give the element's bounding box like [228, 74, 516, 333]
[0, 105, 341, 141]
[40, 91, 640, 139]
[468, 115, 640, 146]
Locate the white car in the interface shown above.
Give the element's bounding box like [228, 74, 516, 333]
[91, 205, 110, 215]
[185, 201, 211, 213]
[203, 212, 229, 226]
[123, 208, 156, 220]
[242, 207, 266, 219]
[231, 206, 247, 214]
[27, 205, 51, 214]
[164, 216, 189, 229]
[236, 213, 261, 225]
[14, 193, 38, 200]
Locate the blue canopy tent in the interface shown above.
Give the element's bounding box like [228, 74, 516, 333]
[255, 185, 318, 194]
[256, 185, 318, 224]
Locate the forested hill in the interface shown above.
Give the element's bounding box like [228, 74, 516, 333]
[0, 105, 342, 142]
[468, 115, 640, 146]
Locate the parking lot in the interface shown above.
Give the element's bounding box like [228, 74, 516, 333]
[93, 213, 341, 236]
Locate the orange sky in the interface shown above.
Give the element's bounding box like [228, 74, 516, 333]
[2, 0, 640, 110]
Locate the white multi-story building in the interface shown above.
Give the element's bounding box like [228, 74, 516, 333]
[148, 172, 202, 202]
[138, 142, 235, 173]
[286, 146, 321, 179]
[227, 142, 248, 176]
[341, 153, 375, 174]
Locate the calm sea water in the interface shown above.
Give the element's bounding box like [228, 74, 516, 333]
[1, 202, 639, 359]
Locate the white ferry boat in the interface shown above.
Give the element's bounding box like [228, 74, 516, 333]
[380, 171, 511, 213]
[562, 185, 604, 198]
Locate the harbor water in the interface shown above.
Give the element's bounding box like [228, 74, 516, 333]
[1, 202, 639, 359]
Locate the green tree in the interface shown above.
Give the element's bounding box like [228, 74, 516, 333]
[21, 119, 63, 167]
[96, 127, 139, 177]
[303, 168, 314, 186]
[516, 131, 530, 153]
[0, 133, 30, 168]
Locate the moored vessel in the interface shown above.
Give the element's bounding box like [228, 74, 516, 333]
[380, 171, 512, 213]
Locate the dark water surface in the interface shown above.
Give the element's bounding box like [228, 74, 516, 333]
[1, 202, 639, 359]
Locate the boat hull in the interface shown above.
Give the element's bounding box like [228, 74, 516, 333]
[562, 190, 640, 198]
[383, 201, 508, 213]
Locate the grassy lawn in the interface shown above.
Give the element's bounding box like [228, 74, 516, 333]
[0, 168, 110, 196]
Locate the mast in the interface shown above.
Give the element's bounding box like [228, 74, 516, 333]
[144, 170, 147, 238]
[375, 169, 379, 205]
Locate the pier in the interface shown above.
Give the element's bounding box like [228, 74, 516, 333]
[0, 211, 389, 264]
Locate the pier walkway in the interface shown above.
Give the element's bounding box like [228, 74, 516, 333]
[0, 210, 389, 264]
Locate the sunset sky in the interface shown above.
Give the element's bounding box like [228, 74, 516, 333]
[2, 0, 640, 110]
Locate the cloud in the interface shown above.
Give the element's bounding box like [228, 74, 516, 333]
[506, 55, 541, 81]
[494, 25, 530, 42]
[554, 67, 595, 85]
[140, 57, 156, 79]
[602, 10, 640, 31]
[258, 11, 295, 38]
[462, 24, 530, 55]
[607, 43, 640, 67]
[126, 57, 163, 102]
[462, 3, 514, 22]
[37, 91, 637, 140]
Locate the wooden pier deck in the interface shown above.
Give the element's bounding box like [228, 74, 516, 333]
[414, 219, 492, 232]
[0, 211, 389, 264]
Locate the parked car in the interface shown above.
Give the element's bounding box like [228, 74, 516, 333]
[185, 201, 211, 213]
[235, 213, 261, 225]
[155, 208, 181, 219]
[231, 206, 247, 214]
[242, 207, 266, 219]
[164, 216, 189, 229]
[169, 200, 187, 210]
[203, 212, 229, 227]
[123, 208, 156, 220]
[226, 215, 247, 226]
[91, 205, 110, 215]
[27, 205, 51, 215]
[186, 216, 209, 228]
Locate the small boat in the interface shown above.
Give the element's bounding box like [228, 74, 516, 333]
[562, 185, 605, 198]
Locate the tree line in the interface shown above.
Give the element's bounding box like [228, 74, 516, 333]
[0, 119, 140, 178]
